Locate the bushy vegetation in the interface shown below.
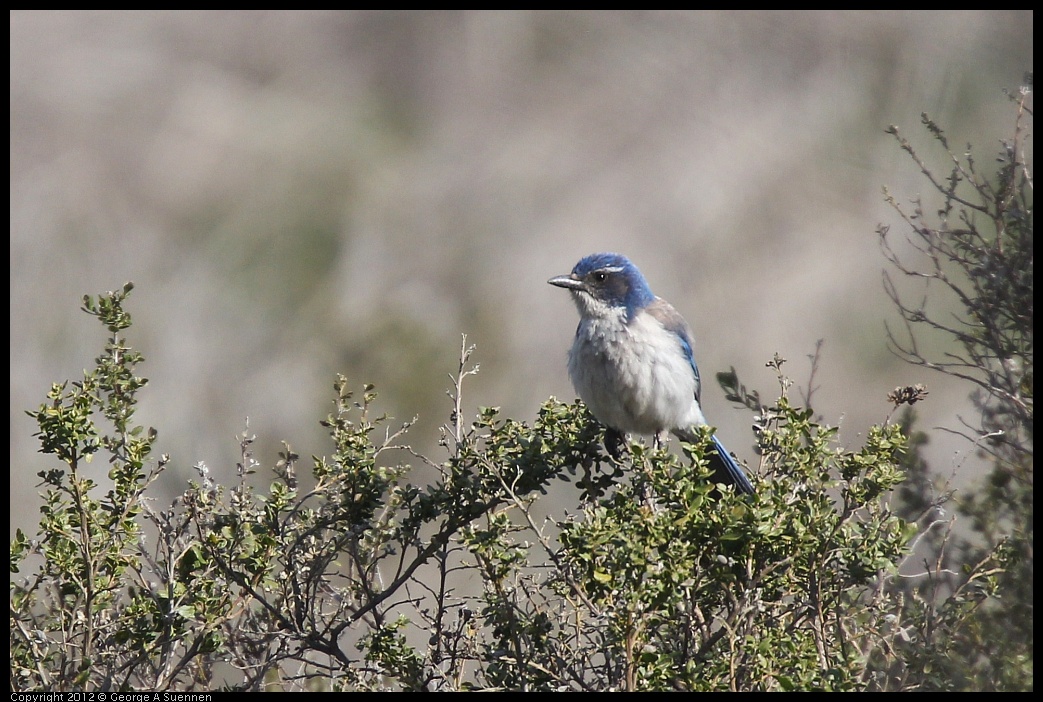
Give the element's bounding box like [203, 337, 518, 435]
[873, 79, 1032, 691]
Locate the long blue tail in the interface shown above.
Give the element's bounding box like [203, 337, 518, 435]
[707, 434, 755, 495]
[670, 428, 756, 495]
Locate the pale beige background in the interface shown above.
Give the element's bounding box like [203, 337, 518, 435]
[10, 11, 1032, 534]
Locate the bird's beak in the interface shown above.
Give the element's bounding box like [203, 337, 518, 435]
[548, 274, 585, 291]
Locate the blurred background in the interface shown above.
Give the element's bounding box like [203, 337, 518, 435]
[10, 11, 1032, 535]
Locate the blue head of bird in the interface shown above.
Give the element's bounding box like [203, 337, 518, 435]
[547, 252, 656, 321]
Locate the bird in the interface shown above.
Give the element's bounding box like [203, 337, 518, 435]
[548, 252, 754, 495]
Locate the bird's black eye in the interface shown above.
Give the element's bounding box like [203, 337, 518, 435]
[592, 271, 607, 283]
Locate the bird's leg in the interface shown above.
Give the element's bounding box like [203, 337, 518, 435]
[604, 428, 626, 460]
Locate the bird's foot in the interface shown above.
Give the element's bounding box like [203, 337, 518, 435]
[604, 428, 627, 460]
[652, 431, 671, 451]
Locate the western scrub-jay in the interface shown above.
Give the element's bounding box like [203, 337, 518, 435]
[548, 252, 754, 495]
